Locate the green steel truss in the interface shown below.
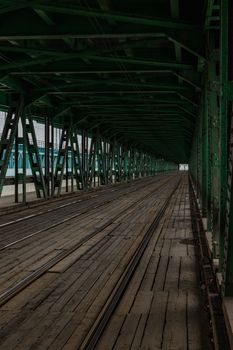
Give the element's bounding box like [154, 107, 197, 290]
[24, 112, 47, 198]
[1, 0, 233, 298]
[0, 98, 23, 196]
[0, 107, 177, 201]
[70, 127, 84, 191]
[0, 0, 203, 166]
[189, 0, 233, 296]
[53, 124, 71, 196]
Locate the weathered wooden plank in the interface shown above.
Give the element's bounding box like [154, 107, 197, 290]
[179, 256, 199, 292]
[162, 291, 187, 349]
[187, 292, 204, 349]
[141, 291, 169, 348]
[164, 255, 181, 291]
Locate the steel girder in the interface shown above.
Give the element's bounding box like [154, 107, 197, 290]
[190, 2, 222, 257]
[0, 0, 204, 164]
[0, 98, 23, 197]
[0, 98, 47, 201]
[0, 101, 177, 201]
[189, 0, 233, 296]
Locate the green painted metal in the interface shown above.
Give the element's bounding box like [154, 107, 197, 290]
[189, 0, 233, 297]
[53, 124, 71, 196]
[201, 81, 209, 220]
[208, 40, 221, 257]
[189, 0, 221, 256]
[221, 0, 233, 295]
[0, 98, 23, 196]
[219, 0, 229, 268]
[70, 127, 84, 190]
[5, 1, 233, 295]
[0, 97, 47, 201]
[33, 3, 198, 30]
[24, 112, 47, 199]
[0, 0, 203, 166]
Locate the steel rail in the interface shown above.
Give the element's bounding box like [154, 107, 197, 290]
[0, 180, 136, 225]
[0, 176, 172, 251]
[81, 178, 181, 350]
[0, 176, 177, 306]
[0, 174, 165, 228]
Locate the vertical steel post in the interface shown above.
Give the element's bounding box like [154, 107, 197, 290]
[81, 129, 85, 189]
[107, 140, 113, 183]
[124, 145, 128, 181]
[24, 112, 47, 199]
[202, 79, 209, 218]
[45, 115, 50, 197]
[53, 124, 70, 196]
[222, 0, 233, 295]
[87, 131, 96, 189]
[103, 140, 107, 184]
[70, 126, 83, 190]
[0, 97, 23, 198]
[70, 144, 74, 193]
[51, 117, 54, 197]
[82, 129, 88, 190]
[219, 0, 229, 267]
[21, 112, 27, 203]
[14, 126, 19, 203]
[66, 146, 69, 192]
[117, 144, 121, 182]
[208, 35, 221, 257]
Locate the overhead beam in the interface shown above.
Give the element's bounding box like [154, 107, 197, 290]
[0, 34, 176, 56]
[10, 69, 173, 75]
[34, 8, 55, 26]
[170, 0, 179, 19]
[0, 53, 194, 72]
[0, 2, 29, 14]
[168, 36, 205, 61]
[173, 73, 201, 90]
[86, 55, 194, 70]
[35, 81, 192, 93]
[32, 4, 199, 30]
[47, 90, 179, 95]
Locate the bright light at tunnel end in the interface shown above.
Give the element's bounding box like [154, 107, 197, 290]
[179, 164, 189, 171]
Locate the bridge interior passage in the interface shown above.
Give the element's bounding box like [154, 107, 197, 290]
[0, 0, 233, 349]
[0, 173, 215, 349]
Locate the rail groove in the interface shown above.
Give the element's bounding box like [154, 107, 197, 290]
[1, 175, 167, 226]
[0, 176, 172, 251]
[0, 177, 175, 307]
[81, 178, 180, 350]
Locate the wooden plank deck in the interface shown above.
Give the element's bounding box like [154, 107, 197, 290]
[96, 176, 211, 350]
[0, 173, 211, 349]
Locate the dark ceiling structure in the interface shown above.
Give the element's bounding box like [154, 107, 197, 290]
[0, 0, 208, 163]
